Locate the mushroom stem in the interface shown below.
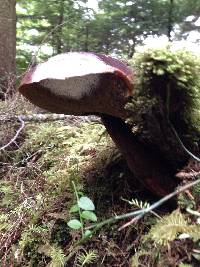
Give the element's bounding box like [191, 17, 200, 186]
[101, 114, 178, 196]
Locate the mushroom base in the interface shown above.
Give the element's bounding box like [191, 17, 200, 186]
[101, 114, 178, 196]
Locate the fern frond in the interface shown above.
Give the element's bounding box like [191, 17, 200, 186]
[122, 197, 150, 209]
[77, 249, 98, 267]
[49, 246, 66, 267]
[147, 210, 189, 246]
[131, 250, 151, 267]
[187, 225, 200, 241]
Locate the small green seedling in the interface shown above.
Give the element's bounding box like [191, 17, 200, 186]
[67, 181, 97, 238]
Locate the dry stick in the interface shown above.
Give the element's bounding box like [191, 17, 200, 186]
[0, 114, 101, 124]
[186, 207, 200, 217]
[0, 114, 101, 151]
[0, 116, 25, 151]
[0, 114, 101, 154]
[84, 178, 200, 232]
[118, 178, 200, 231]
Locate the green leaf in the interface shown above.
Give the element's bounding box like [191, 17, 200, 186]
[67, 219, 82, 230]
[81, 211, 97, 222]
[84, 230, 93, 238]
[78, 197, 95, 211]
[70, 204, 79, 213]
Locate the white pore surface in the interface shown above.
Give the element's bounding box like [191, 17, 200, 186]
[40, 74, 100, 99]
[32, 52, 114, 82]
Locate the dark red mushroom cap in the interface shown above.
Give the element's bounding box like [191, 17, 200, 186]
[19, 52, 134, 118]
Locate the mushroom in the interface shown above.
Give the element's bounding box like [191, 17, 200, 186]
[19, 53, 133, 119]
[18, 52, 177, 196]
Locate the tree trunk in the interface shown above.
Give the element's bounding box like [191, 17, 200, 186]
[128, 38, 136, 59]
[167, 0, 173, 41]
[128, 45, 135, 59]
[84, 24, 89, 52]
[0, 0, 16, 99]
[56, 0, 65, 54]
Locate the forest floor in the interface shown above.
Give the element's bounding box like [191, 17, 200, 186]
[0, 94, 200, 267]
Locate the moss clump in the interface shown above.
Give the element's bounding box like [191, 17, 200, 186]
[0, 120, 112, 266]
[126, 45, 200, 167]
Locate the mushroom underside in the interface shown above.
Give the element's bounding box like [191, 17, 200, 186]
[19, 73, 130, 119]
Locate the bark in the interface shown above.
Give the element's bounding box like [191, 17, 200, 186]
[0, 0, 16, 98]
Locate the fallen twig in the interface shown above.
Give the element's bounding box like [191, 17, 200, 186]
[118, 178, 200, 231]
[0, 114, 101, 151]
[83, 178, 200, 232]
[0, 113, 101, 124]
[0, 116, 25, 151]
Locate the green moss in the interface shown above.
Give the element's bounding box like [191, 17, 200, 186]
[0, 120, 113, 265]
[1, 115, 200, 266]
[126, 45, 200, 166]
